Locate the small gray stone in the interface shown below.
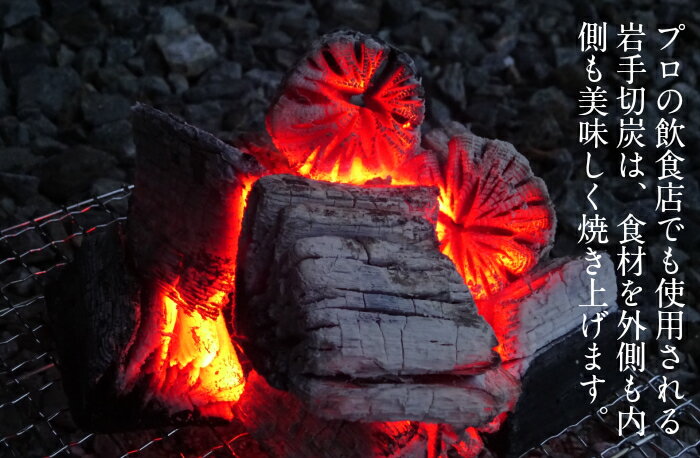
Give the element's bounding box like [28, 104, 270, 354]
[554, 47, 581, 67]
[0, 172, 40, 202]
[153, 6, 189, 34]
[49, 0, 89, 17]
[444, 29, 486, 64]
[384, 0, 421, 23]
[156, 31, 218, 77]
[81, 92, 131, 126]
[325, 0, 382, 33]
[245, 68, 282, 91]
[0, 78, 8, 116]
[56, 44, 76, 67]
[184, 101, 223, 132]
[75, 47, 102, 76]
[88, 119, 134, 158]
[0, 148, 39, 173]
[177, 0, 216, 16]
[38, 146, 120, 202]
[465, 66, 490, 89]
[0, 196, 16, 217]
[1, 42, 51, 87]
[125, 56, 145, 75]
[183, 78, 252, 103]
[98, 0, 142, 36]
[528, 87, 575, 119]
[104, 38, 137, 66]
[17, 66, 81, 119]
[436, 63, 466, 109]
[0, 0, 40, 29]
[54, 9, 106, 48]
[139, 75, 171, 98]
[427, 97, 452, 127]
[30, 135, 66, 155]
[0, 116, 30, 146]
[167, 73, 189, 95]
[23, 111, 57, 137]
[200, 61, 242, 84]
[28, 20, 60, 46]
[95, 65, 139, 96]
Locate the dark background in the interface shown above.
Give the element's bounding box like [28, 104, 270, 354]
[0, 0, 698, 386]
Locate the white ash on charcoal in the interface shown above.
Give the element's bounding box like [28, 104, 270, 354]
[235, 174, 516, 425]
[42, 105, 483, 457]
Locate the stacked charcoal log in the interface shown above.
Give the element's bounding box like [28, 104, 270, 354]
[1, 0, 699, 457]
[45, 28, 625, 457]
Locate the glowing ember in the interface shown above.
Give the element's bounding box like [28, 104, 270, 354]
[119, 281, 245, 420]
[155, 283, 244, 419]
[120, 171, 260, 420]
[434, 136, 555, 300]
[114, 30, 561, 457]
[266, 30, 424, 184]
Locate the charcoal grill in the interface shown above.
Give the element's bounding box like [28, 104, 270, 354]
[0, 186, 698, 457]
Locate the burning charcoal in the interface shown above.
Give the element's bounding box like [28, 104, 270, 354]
[41, 25, 631, 457]
[121, 104, 265, 420]
[476, 255, 618, 372]
[235, 174, 518, 426]
[47, 105, 266, 428]
[231, 371, 428, 457]
[46, 225, 140, 428]
[266, 30, 425, 184]
[481, 258, 622, 457]
[433, 133, 556, 300]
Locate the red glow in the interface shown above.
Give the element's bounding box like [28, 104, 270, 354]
[266, 33, 424, 184]
[476, 266, 559, 362]
[435, 137, 554, 300]
[120, 173, 260, 420]
[122, 32, 555, 455]
[281, 133, 554, 303]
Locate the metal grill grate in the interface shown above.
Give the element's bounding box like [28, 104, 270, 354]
[523, 372, 700, 458]
[0, 187, 698, 457]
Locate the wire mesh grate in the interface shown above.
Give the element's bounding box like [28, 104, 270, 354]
[0, 187, 698, 457]
[523, 373, 700, 457]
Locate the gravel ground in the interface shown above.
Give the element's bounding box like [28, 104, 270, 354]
[0, 0, 698, 455]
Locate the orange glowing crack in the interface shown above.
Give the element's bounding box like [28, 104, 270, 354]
[120, 175, 258, 420]
[119, 279, 246, 420]
[155, 286, 245, 419]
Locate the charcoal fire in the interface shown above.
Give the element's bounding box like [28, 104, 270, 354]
[46, 30, 621, 457]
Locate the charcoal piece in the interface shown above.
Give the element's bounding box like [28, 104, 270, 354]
[266, 30, 425, 184]
[45, 225, 143, 430]
[430, 131, 556, 300]
[235, 174, 519, 426]
[0, 0, 40, 28]
[46, 104, 266, 428]
[479, 255, 622, 457]
[485, 313, 623, 457]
